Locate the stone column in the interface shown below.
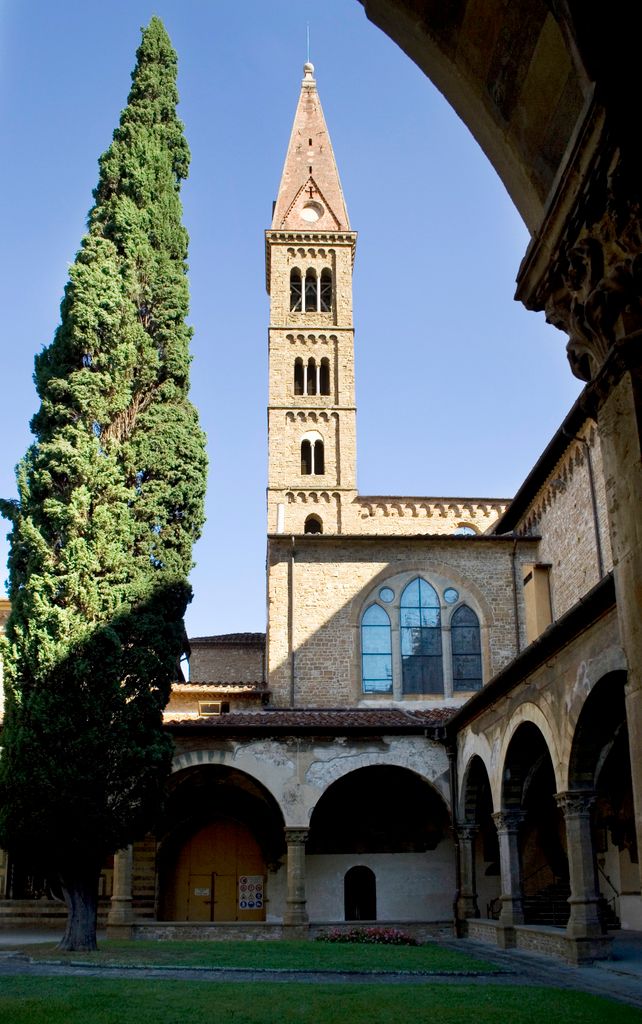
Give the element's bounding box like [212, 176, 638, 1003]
[284, 828, 309, 931]
[556, 790, 612, 962]
[492, 811, 525, 944]
[456, 825, 479, 922]
[555, 791, 601, 936]
[107, 845, 134, 938]
[595, 363, 642, 895]
[515, 143, 642, 898]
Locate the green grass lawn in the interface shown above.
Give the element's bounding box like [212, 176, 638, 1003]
[17, 938, 499, 973]
[0, 978, 640, 1024]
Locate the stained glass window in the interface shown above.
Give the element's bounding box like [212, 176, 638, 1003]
[361, 604, 392, 693]
[451, 604, 482, 691]
[400, 578, 443, 694]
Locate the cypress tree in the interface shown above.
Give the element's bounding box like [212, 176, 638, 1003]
[0, 18, 206, 951]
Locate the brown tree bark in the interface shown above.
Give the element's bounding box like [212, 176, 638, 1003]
[58, 865, 101, 951]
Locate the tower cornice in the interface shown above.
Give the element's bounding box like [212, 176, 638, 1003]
[265, 230, 357, 292]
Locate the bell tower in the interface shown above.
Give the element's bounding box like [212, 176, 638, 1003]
[266, 63, 357, 536]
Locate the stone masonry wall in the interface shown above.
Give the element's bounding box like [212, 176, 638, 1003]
[189, 642, 265, 683]
[515, 421, 612, 620]
[267, 535, 538, 707]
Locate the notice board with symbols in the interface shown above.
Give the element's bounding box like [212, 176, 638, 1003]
[238, 874, 264, 911]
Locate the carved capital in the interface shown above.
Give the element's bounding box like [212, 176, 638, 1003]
[520, 137, 642, 384]
[555, 789, 596, 816]
[520, 126, 642, 385]
[492, 810, 525, 833]
[285, 827, 309, 846]
[456, 824, 479, 844]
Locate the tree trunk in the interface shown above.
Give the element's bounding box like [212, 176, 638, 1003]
[58, 865, 100, 951]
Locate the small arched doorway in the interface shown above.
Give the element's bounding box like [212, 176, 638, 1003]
[344, 865, 376, 921]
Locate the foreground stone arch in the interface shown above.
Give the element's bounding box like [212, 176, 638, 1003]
[358, 1, 642, 891]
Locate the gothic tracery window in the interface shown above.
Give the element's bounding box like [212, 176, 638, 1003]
[359, 576, 483, 698]
[400, 578, 443, 694]
[451, 604, 482, 691]
[361, 604, 393, 694]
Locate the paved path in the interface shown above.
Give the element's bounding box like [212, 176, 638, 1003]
[1, 930, 642, 1012]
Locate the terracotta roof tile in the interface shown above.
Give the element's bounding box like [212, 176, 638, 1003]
[164, 707, 456, 731]
[188, 633, 265, 646]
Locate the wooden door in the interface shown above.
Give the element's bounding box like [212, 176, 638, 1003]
[167, 818, 266, 921]
[187, 872, 214, 921]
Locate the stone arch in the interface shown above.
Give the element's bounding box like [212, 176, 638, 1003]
[159, 761, 287, 922]
[560, 644, 627, 770]
[460, 753, 494, 825]
[500, 719, 569, 914]
[495, 702, 562, 809]
[457, 733, 494, 813]
[304, 737, 451, 812]
[170, 749, 287, 822]
[305, 762, 454, 923]
[566, 671, 635, 926]
[567, 670, 627, 791]
[358, 1, 592, 230]
[459, 752, 501, 916]
[307, 764, 451, 855]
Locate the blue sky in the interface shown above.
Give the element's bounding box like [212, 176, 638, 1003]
[0, 1, 581, 637]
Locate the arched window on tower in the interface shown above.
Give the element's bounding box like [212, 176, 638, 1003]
[294, 357, 304, 396]
[451, 604, 482, 691]
[306, 357, 317, 395]
[290, 269, 302, 312]
[304, 269, 317, 312]
[300, 431, 324, 475]
[314, 439, 325, 474]
[304, 514, 323, 534]
[320, 268, 333, 312]
[361, 604, 392, 694]
[319, 357, 330, 395]
[400, 578, 443, 694]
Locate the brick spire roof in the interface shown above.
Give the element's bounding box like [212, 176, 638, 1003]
[271, 63, 350, 232]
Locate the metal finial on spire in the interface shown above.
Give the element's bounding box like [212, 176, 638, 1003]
[306, 23, 310, 64]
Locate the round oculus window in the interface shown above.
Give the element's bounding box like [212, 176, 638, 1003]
[444, 587, 459, 604]
[301, 201, 324, 223]
[379, 587, 394, 603]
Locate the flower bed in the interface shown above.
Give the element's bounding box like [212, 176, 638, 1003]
[315, 927, 418, 946]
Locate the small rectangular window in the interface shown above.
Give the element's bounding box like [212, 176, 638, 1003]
[523, 563, 552, 645]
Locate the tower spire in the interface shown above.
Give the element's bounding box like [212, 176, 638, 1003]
[271, 64, 350, 232]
